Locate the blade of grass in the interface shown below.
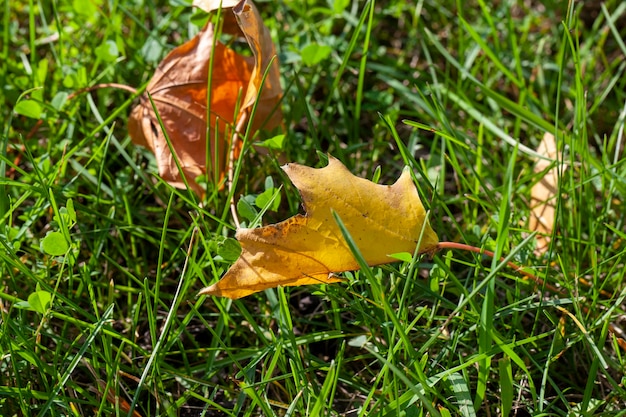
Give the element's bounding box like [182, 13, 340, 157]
[36, 304, 115, 417]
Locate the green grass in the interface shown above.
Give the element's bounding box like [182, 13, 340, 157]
[2, 0, 626, 415]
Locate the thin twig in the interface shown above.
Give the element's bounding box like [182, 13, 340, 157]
[228, 113, 248, 228]
[66, 83, 137, 100]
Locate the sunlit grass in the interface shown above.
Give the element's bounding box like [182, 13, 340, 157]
[1, 0, 626, 416]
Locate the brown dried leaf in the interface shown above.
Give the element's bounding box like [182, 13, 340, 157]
[233, 0, 283, 131]
[128, 0, 282, 194]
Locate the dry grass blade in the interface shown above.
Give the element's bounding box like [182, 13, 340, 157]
[529, 132, 566, 256]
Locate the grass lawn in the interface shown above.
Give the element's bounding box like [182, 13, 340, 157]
[2, 0, 626, 415]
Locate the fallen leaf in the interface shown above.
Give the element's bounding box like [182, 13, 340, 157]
[200, 156, 439, 299]
[529, 132, 565, 255]
[232, 0, 282, 129]
[194, 0, 283, 130]
[129, 0, 282, 194]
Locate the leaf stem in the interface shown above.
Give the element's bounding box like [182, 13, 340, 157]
[436, 241, 561, 295]
[435, 241, 626, 350]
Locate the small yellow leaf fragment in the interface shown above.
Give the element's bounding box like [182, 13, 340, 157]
[200, 156, 439, 299]
[529, 132, 566, 255]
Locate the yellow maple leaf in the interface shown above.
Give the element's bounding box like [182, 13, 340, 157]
[200, 156, 439, 299]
